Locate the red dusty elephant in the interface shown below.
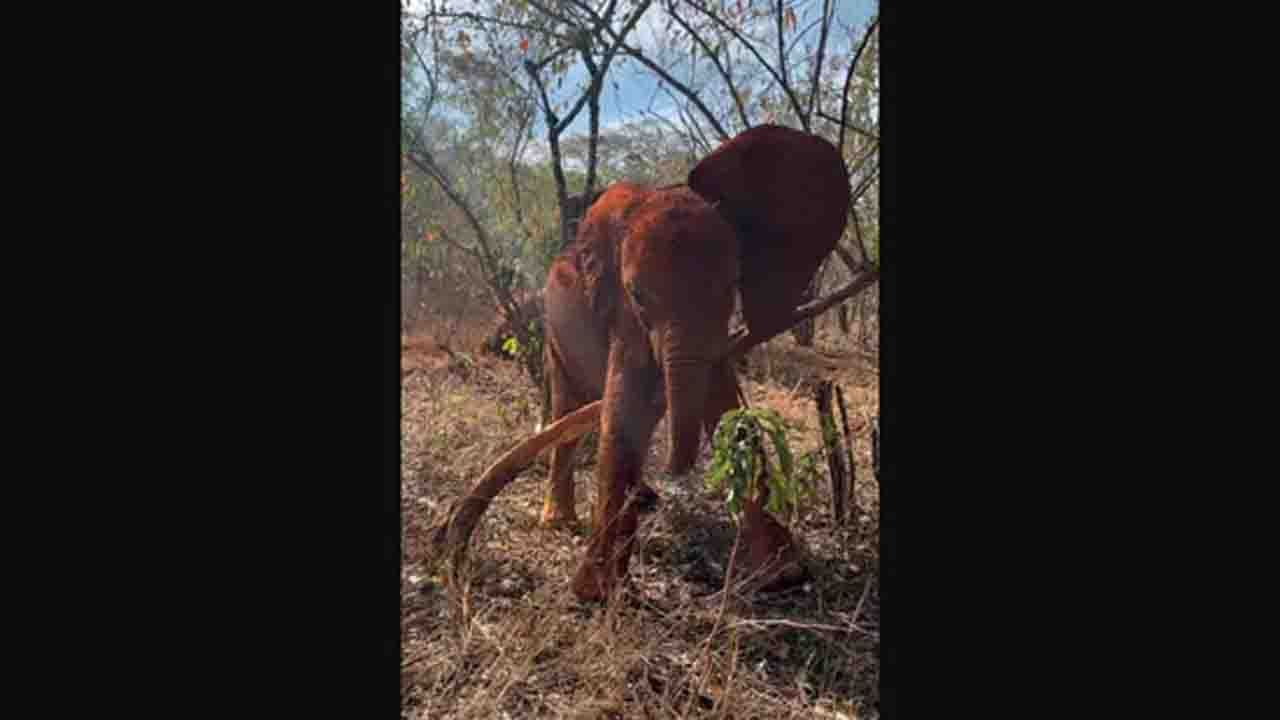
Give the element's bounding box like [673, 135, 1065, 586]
[434, 125, 850, 603]
[545, 125, 850, 600]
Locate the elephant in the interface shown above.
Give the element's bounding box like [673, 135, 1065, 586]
[429, 125, 850, 604]
[538, 125, 852, 601]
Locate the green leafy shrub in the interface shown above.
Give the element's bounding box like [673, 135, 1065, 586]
[707, 408, 816, 518]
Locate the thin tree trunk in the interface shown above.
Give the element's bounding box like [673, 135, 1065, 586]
[815, 380, 848, 526]
[835, 384, 859, 519]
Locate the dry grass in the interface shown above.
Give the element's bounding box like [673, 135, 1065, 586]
[402, 322, 879, 719]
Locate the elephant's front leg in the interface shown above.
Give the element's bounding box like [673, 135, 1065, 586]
[571, 337, 661, 602]
[733, 479, 810, 592]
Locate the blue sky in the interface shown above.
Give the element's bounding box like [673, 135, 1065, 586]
[408, 0, 877, 138]
[557, 0, 876, 135]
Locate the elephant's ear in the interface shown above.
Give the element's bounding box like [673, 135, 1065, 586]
[688, 125, 850, 340]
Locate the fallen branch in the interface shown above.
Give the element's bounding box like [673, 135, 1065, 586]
[426, 401, 602, 573]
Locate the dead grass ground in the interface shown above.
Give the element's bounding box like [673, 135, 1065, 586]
[402, 324, 879, 719]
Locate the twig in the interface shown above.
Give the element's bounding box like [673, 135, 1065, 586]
[849, 574, 874, 630]
[686, 524, 743, 717]
[684, 0, 807, 127]
[728, 618, 847, 633]
[815, 111, 879, 140]
[616, 43, 730, 141]
[401, 650, 441, 671]
[665, 0, 751, 131]
[785, 377, 806, 404]
[523, 0, 581, 26]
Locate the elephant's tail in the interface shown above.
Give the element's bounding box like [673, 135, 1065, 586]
[427, 401, 603, 575]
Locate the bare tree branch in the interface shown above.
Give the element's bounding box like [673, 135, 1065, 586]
[523, 0, 654, 246]
[425, 10, 570, 44]
[404, 26, 452, 155]
[838, 14, 878, 155]
[776, 0, 800, 128]
[564, 0, 731, 142]
[508, 106, 535, 244]
[582, 0, 637, 199]
[835, 242, 862, 276]
[684, 0, 806, 129]
[524, 0, 581, 26]
[665, 0, 750, 131]
[816, 110, 878, 140]
[617, 42, 730, 141]
[727, 271, 880, 358]
[850, 206, 874, 268]
[533, 1, 651, 138]
[406, 148, 530, 338]
[664, 86, 715, 155]
[847, 139, 879, 179]
[851, 160, 879, 204]
[525, 44, 575, 73]
[786, 16, 826, 60]
[642, 106, 700, 153]
[807, 0, 834, 122]
[579, 29, 604, 198]
[522, 60, 573, 246]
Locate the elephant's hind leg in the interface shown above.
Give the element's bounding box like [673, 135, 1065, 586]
[541, 342, 585, 529]
[542, 439, 582, 529]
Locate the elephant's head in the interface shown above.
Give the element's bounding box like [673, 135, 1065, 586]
[616, 186, 740, 475]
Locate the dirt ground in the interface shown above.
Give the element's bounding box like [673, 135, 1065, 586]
[402, 326, 880, 719]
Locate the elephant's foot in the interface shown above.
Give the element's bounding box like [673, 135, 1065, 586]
[571, 557, 616, 602]
[540, 480, 580, 529]
[572, 518, 639, 602]
[731, 509, 810, 592]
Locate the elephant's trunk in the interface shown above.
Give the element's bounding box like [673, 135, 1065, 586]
[664, 353, 711, 476]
